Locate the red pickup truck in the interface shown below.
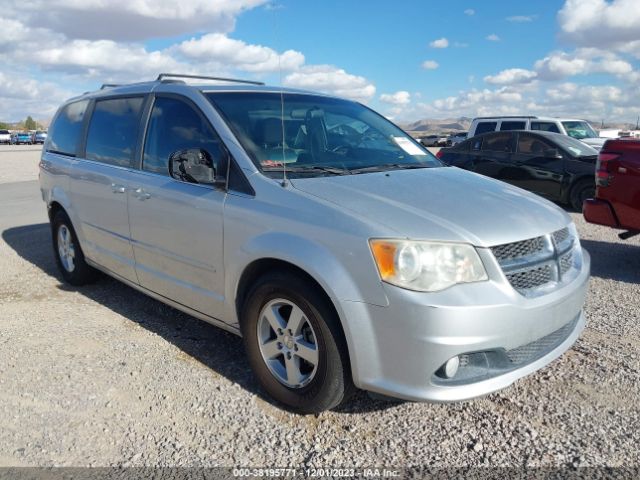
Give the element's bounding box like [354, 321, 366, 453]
[584, 138, 640, 239]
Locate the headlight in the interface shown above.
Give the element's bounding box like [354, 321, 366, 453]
[369, 239, 488, 292]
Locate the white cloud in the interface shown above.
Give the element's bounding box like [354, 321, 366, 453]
[506, 15, 537, 22]
[484, 68, 538, 85]
[558, 0, 640, 51]
[464, 9, 475, 16]
[380, 91, 411, 105]
[534, 49, 634, 80]
[283, 65, 376, 102]
[177, 33, 304, 72]
[5, 0, 268, 41]
[486, 34, 500, 41]
[421, 60, 439, 70]
[0, 70, 75, 121]
[429, 37, 449, 48]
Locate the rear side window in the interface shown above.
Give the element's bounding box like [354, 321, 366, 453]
[143, 96, 224, 176]
[531, 122, 560, 133]
[475, 122, 497, 135]
[500, 121, 526, 131]
[452, 139, 470, 151]
[85, 97, 144, 167]
[0, 130, 9, 134]
[48, 100, 89, 157]
[481, 133, 512, 152]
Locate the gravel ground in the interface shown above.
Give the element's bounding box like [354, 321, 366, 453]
[0, 148, 639, 469]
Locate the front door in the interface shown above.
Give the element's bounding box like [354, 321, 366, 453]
[127, 95, 227, 319]
[510, 132, 564, 200]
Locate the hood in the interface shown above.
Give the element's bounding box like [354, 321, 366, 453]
[290, 167, 570, 247]
[581, 137, 606, 149]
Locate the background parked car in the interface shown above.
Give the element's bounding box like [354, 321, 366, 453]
[437, 130, 598, 210]
[32, 131, 47, 144]
[13, 132, 33, 145]
[468, 116, 606, 150]
[0, 130, 10, 144]
[584, 138, 640, 239]
[420, 135, 441, 147]
[447, 132, 467, 147]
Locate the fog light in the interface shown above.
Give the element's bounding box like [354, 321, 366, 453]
[442, 356, 460, 379]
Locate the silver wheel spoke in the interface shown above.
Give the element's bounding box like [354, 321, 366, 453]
[286, 305, 306, 335]
[263, 306, 285, 332]
[261, 339, 281, 359]
[285, 355, 303, 385]
[295, 340, 318, 366]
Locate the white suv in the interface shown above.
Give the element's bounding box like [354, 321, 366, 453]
[468, 116, 606, 150]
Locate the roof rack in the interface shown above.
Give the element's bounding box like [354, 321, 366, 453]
[100, 84, 121, 89]
[156, 73, 265, 86]
[473, 116, 539, 120]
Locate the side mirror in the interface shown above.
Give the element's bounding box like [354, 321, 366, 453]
[168, 148, 226, 187]
[544, 148, 562, 159]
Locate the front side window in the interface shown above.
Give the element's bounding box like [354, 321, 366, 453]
[517, 134, 555, 155]
[500, 121, 526, 131]
[206, 92, 440, 178]
[481, 132, 512, 152]
[143, 96, 225, 177]
[48, 100, 89, 157]
[85, 97, 144, 167]
[474, 122, 497, 135]
[531, 121, 560, 133]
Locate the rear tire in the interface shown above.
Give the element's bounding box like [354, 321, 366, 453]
[51, 210, 99, 285]
[240, 271, 355, 414]
[570, 179, 595, 212]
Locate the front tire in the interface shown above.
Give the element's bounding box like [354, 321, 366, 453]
[570, 179, 595, 211]
[241, 271, 354, 414]
[51, 210, 99, 285]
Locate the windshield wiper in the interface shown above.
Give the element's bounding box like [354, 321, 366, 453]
[349, 163, 432, 174]
[263, 165, 350, 175]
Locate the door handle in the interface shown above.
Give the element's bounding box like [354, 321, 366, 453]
[133, 187, 151, 200]
[111, 183, 126, 194]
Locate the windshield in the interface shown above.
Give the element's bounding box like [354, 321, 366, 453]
[206, 92, 441, 178]
[553, 133, 598, 157]
[562, 121, 598, 140]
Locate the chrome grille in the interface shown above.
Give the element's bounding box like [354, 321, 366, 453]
[491, 227, 579, 297]
[506, 317, 578, 364]
[491, 236, 544, 261]
[559, 251, 573, 275]
[506, 265, 553, 290]
[552, 227, 570, 245]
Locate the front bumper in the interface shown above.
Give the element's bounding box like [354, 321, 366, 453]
[340, 250, 590, 402]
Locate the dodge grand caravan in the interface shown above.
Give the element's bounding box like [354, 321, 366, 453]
[40, 74, 590, 413]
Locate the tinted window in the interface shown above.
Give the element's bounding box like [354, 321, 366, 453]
[48, 100, 89, 156]
[143, 96, 224, 176]
[85, 97, 144, 167]
[0, 130, 9, 134]
[500, 121, 526, 131]
[452, 139, 470, 151]
[531, 121, 560, 133]
[517, 134, 555, 155]
[475, 122, 497, 135]
[481, 133, 512, 152]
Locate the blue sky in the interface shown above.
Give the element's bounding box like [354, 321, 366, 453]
[1, 0, 639, 123]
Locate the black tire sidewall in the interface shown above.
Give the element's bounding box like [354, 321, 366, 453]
[241, 273, 351, 413]
[571, 179, 595, 211]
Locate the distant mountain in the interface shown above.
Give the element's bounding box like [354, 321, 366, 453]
[401, 117, 471, 137]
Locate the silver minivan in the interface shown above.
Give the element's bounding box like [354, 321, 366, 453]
[40, 74, 590, 413]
